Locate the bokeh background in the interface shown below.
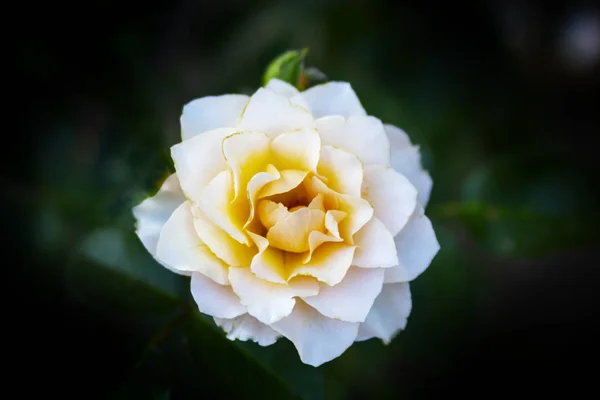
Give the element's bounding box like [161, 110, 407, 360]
[10, 0, 600, 398]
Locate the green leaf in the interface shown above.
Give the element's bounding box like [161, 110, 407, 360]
[262, 48, 309, 88]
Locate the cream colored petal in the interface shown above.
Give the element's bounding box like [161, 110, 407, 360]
[222, 131, 271, 201]
[287, 242, 356, 286]
[155, 202, 229, 284]
[198, 170, 249, 245]
[316, 115, 390, 166]
[229, 268, 319, 325]
[384, 204, 440, 283]
[238, 88, 315, 138]
[302, 231, 342, 263]
[132, 174, 185, 257]
[213, 314, 281, 346]
[265, 78, 300, 98]
[248, 231, 287, 284]
[180, 95, 249, 140]
[257, 200, 290, 230]
[245, 164, 280, 230]
[317, 146, 363, 197]
[293, 81, 366, 118]
[171, 127, 235, 204]
[266, 208, 325, 253]
[325, 210, 347, 239]
[385, 124, 433, 207]
[308, 193, 325, 211]
[352, 217, 399, 268]
[190, 272, 245, 319]
[191, 206, 256, 267]
[259, 170, 307, 199]
[303, 267, 384, 323]
[355, 283, 412, 344]
[270, 128, 321, 172]
[271, 300, 360, 367]
[362, 165, 418, 237]
[305, 176, 373, 244]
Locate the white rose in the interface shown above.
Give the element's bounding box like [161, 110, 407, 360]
[132, 78, 440, 367]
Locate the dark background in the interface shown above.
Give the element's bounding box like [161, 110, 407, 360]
[8, 0, 600, 398]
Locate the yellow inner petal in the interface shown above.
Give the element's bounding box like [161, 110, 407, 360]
[266, 207, 326, 253]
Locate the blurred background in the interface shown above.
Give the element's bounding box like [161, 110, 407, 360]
[9, 0, 600, 398]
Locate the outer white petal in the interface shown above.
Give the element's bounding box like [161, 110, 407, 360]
[316, 116, 390, 167]
[132, 174, 185, 257]
[271, 301, 360, 367]
[385, 204, 440, 283]
[362, 165, 418, 237]
[180, 95, 248, 140]
[265, 78, 299, 98]
[355, 282, 412, 343]
[171, 127, 235, 204]
[385, 124, 433, 207]
[238, 88, 315, 137]
[352, 217, 399, 268]
[302, 267, 384, 323]
[294, 81, 366, 118]
[229, 268, 319, 325]
[155, 202, 229, 284]
[190, 273, 246, 319]
[214, 314, 281, 346]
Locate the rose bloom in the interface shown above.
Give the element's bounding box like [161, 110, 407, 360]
[133, 78, 440, 366]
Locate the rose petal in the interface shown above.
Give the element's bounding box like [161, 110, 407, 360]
[259, 170, 307, 199]
[287, 242, 356, 286]
[198, 170, 249, 245]
[181, 95, 249, 140]
[355, 283, 412, 344]
[302, 267, 384, 323]
[293, 81, 366, 118]
[155, 202, 229, 284]
[317, 146, 363, 197]
[384, 204, 440, 283]
[229, 267, 319, 325]
[171, 127, 235, 204]
[271, 300, 360, 367]
[265, 78, 300, 99]
[132, 174, 185, 257]
[248, 231, 286, 284]
[238, 88, 315, 137]
[266, 207, 325, 253]
[385, 124, 433, 207]
[190, 272, 246, 318]
[213, 314, 281, 346]
[245, 164, 280, 230]
[270, 128, 321, 172]
[352, 217, 399, 268]
[222, 131, 271, 201]
[316, 115, 390, 166]
[191, 206, 256, 267]
[362, 165, 418, 237]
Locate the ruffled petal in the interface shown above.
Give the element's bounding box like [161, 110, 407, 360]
[316, 116, 390, 166]
[155, 202, 229, 284]
[355, 283, 412, 344]
[229, 268, 319, 324]
[180, 95, 248, 140]
[293, 81, 366, 118]
[190, 272, 245, 318]
[270, 128, 321, 173]
[317, 146, 363, 197]
[384, 204, 440, 283]
[352, 217, 398, 268]
[171, 127, 235, 204]
[362, 165, 418, 237]
[213, 314, 281, 346]
[271, 300, 360, 367]
[238, 88, 315, 137]
[385, 124, 433, 207]
[287, 242, 356, 286]
[132, 174, 185, 257]
[302, 267, 384, 323]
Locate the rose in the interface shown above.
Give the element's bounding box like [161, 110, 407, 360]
[132, 78, 440, 366]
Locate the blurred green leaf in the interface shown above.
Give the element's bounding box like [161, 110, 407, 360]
[262, 48, 309, 89]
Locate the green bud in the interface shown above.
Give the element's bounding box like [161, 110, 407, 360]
[262, 48, 309, 89]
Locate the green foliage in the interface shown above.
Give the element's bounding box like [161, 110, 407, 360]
[262, 48, 309, 89]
